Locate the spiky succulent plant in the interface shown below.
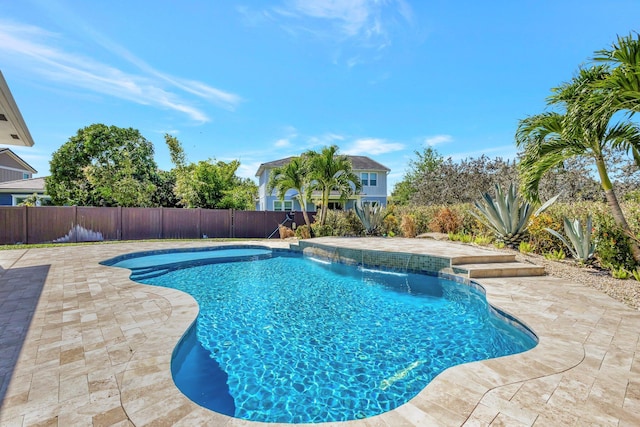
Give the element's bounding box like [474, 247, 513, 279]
[472, 183, 557, 248]
[354, 201, 389, 236]
[545, 216, 596, 263]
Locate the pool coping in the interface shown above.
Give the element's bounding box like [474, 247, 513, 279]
[1, 238, 639, 426]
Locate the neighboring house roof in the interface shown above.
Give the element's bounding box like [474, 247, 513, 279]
[0, 147, 37, 174]
[0, 70, 35, 147]
[0, 176, 46, 192]
[255, 155, 390, 177]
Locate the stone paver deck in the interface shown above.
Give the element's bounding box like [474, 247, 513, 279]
[1, 237, 639, 426]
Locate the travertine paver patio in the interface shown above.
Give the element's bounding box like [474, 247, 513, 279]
[0, 238, 639, 426]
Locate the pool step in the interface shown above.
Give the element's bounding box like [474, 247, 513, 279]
[450, 260, 545, 279]
[130, 267, 171, 281]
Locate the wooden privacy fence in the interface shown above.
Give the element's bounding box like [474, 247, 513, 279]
[0, 206, 310, 245]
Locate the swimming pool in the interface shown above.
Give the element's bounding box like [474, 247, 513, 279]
[103, 246, 537, 424]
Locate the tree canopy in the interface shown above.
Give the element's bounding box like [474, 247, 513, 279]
[46, 124, 158, 207]
[165, 134, 257, 209]
[304, 145, 361, 226]
[516, 65, 640, 264]
[267, 156, 313, 227]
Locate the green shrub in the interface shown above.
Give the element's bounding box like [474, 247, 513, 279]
[611, 266, 631, 280]
[311, 223, 333, 237]
[544, 248, 566, 260]
[382, 214, 399, 236]
[632, 268, 640, 281]
[519, 241, 535, 253]
[473, 235, 493, 245]
[592, 209, 637, 271]
[528, 212, 562, 253]
[295, 224, 311, 239]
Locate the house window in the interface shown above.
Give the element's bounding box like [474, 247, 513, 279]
[361, 172, 377, 186]
[23, 173, 30, 179]
[274, 200, 293, 211]
[11, 195, 52, 206]
[327, 202, 343, 210]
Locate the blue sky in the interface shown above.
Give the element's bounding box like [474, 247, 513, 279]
[2, 0, 640, 194]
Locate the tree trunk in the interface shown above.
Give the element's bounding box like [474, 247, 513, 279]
[603, 189, 640, 264]
[301, 208, 311, 228]
[595, 157, 640, 264]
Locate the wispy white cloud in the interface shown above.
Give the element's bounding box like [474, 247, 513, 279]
[236, 160, 263, 179]
[0, 20, 242, 123]
[306, 132, 345, 148]
[343, 138, 404, 155]
[284, 0, 371, 37]
[424, 134, 453, 146]
[275, 138, 291, 148]
[267, 0, 413, 62]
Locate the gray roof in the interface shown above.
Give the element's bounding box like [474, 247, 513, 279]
[255, 155, 390, 177]
[0, 176, 46, 192]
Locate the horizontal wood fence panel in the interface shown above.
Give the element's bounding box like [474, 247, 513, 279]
[162, 208, 200, 239]
[232, 211, 263, 238]
[0, 207, 317, 244]
[201, 209, 232, 238]
[28, 206, 76, 243]
[121, 208, 162, 241]
[0, 207, 26, 244]
[77, 207, 120, 241]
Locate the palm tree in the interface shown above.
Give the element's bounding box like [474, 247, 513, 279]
[266, 156, 313, 228]
[305, 145, 362, 226]
[516, 66, 640, 264]
[593, 33, 640, 166]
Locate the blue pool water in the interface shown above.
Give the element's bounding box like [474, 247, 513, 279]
[104, 247, 537, 424]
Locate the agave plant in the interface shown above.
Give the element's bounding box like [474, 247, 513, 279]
[471, 183, 558, 248]
[354, 201, 389, 236]
[545, 216, 596, 264]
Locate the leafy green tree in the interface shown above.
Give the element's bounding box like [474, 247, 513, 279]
[46, 124, 158, 206]
[150, 169, 180, 207]
[516, 66, 640, 264]
[267, 156, 313, 228]
[305, 145, 361, 226]
[392, 146, 443, 204]
[165, 134, 256, 209]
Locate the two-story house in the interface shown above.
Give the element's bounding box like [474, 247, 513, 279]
[0, 148, 48, 205]
[255, 155, 390, 211]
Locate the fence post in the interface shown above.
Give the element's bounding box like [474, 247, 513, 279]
[160, 207, 164, 239]
[22, 205, 27, 244]
[197, 208, 202, 239]
[73, 205, 78, 243]
[117, 206, 122, 241]
[230, 209, 235, 238]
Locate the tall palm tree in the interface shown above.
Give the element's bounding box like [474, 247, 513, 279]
[266, 156, 312, 228]
[516, 66, 640, 264]
[305, 145, 362, 226]
[593, 33, 640, 166]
